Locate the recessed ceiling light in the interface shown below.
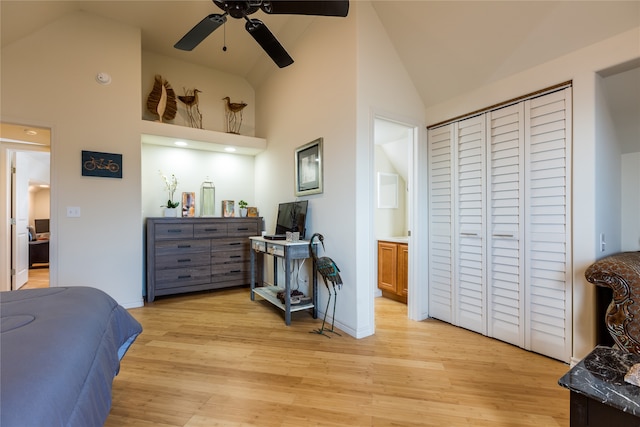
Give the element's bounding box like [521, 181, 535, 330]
[174, 141, 188, 147]
[225, 147, 236, 152]
[24, 129, 38, 136]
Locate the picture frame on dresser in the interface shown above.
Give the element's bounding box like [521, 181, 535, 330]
[182, 192, 195, 217]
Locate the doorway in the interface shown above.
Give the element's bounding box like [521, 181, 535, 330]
[1, 122, 51, 291]
[373, 116, 415, 314]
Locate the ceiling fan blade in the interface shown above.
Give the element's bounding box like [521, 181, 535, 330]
[174, 14, 227, 51]
[260, 1, 349, 17]
[245, 19, 294, 68]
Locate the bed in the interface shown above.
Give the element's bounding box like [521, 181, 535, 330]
[0, 287, 142, 427]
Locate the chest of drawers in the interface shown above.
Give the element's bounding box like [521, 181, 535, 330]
[146, 217, 262, 302]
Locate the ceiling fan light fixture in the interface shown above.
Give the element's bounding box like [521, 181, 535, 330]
[176, 1, 349, 66]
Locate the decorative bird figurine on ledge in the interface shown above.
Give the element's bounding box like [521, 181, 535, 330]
[309, 233, 343, 337]
[222, 96, 247, 134]
[178, 88, 203, 129]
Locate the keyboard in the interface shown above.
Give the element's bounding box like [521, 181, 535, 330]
[263, 234, 286, 240]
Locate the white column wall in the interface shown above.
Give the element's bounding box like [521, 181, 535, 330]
[1, 11, 143, 306]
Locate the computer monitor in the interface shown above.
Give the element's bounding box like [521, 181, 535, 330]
[34, 219, 49, 234]
[275, 201, 308, 239]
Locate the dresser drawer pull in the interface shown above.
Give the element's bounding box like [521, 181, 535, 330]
[237, 227, 249, 231]
[168, 229, 183, 233]
[177, 244, 191, 248]
[230, 255, 242, 259]
[178, 275, 191, 279]
[177, 258, 191, 263]
[230, 270, 241, 273]
[204, 228, 218, 232]
[229, 242, 241, 246]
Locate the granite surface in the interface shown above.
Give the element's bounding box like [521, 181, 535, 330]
[558, 346, 640, 417]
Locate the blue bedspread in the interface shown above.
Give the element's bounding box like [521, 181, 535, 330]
[0, 287, 142, 427]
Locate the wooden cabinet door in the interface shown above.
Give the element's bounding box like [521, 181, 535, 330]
[398, 244, 409, 297]
[378, 241, 398, 293]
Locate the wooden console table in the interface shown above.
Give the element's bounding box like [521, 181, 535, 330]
[249, 236, 317, 325]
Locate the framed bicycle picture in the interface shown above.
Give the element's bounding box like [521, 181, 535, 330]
[81, 150, 122, 179]
[294, 138, 323, 196]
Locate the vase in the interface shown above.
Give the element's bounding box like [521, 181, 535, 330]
[200, 180, 215, 217]
[239, 208, 248, 217]
[164, 208, 177, 217]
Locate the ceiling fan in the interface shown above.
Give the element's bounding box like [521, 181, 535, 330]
[174, 0, 349, 68]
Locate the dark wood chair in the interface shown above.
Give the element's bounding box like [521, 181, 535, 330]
[585, 251, 640, 354]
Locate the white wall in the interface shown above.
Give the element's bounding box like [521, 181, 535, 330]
[141, 144, 256, 218]
[254, 6, 359, 333]
[29, 189, 50, 226]
[622, 152, 640, 251]
[257, 2, 427, 338]
[1, 11, 143, 306]
[25, 151, 51, 224]
[142, 51, 256, 136]
[425, 27, 640, 361]
[595, 74, 622, 256]
[355, 1, 427, 329]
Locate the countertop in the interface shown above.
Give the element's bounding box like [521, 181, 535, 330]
[378, 236, 409, 244]
[558, 346, 640, 417]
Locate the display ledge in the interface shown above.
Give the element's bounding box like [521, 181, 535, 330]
[253, 286, 314, 312]
[141, 120, 266, 156]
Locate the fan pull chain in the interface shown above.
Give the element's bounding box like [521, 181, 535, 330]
[222, 21, 227, 52]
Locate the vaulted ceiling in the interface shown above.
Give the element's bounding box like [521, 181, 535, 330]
[2, 1, 638, 110]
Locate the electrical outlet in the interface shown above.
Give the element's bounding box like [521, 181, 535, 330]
[600, 233, 606, 252]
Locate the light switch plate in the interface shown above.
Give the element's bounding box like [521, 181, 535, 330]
[67, 206, 81, 217]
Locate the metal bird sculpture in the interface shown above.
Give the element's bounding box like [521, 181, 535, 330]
[178, 88, 203, 129]
[309, 233, 342, 337]
[222, 96, 248, 134]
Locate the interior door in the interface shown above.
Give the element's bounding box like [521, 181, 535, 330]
[524, 88, 572, 361]
[11, 152, 29, 289]
[454, 115, 487, 334]
[427, 124, 454, 323]
[486, 103, 526, 347]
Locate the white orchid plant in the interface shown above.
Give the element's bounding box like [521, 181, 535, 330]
[159, 170, 179, 208]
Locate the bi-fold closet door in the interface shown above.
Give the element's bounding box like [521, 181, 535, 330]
[427, 87, 572, 362]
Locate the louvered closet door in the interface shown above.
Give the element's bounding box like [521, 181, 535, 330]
[524, 88, 572, 362]
[487, 104, 525, 347]
[428, 124, 454, 323]
[454, 115, 486, 334]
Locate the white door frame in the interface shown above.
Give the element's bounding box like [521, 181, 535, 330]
[0, 122, 52, 292]
[371, 111, 428, 322]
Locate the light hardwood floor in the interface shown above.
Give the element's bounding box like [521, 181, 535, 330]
[22, 266, 49, 289]
[105, 288, 570, 427]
